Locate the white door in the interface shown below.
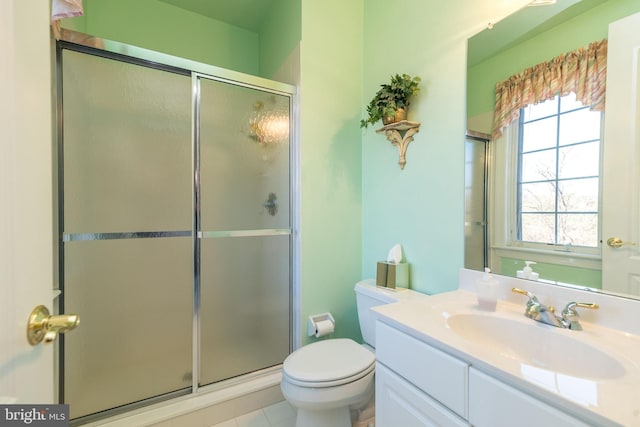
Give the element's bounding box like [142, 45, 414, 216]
[601, 11, 640, 295]
[0, 0, 56, 403]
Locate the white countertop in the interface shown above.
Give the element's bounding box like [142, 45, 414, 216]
[372, 288, 640, 427]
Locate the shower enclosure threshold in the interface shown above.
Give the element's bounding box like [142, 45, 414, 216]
[78, 366, 283, 427]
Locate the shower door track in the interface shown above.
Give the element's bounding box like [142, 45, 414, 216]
[56, 30, 299, 424]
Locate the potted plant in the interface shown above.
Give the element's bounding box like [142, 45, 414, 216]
[360, 73, 421, 129]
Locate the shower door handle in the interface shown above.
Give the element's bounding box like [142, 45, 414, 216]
[263, 192, 278, 216]
[27, 305, 80, 345]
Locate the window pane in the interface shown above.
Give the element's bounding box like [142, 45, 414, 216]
[557, 178, 598, 212]
[557, 213, 598, 246]
[523, 96, 558, 121]
[517, 93, 601, 249]
[522, 116, 558, 152]
[559, 92, 585, 112]
[521, 213, 555, 243]
[521, 150, 556, 182]
[521, 182, 556, 212]
[558, 142, 599, 179]
[559, 109, 601, 145]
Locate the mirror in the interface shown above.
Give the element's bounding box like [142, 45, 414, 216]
[466, 0, 640, 298]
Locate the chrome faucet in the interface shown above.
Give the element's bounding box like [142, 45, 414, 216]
[511, 288, 599, 330]
[512, 288, 563, 327]
[560, 301, 599, 330]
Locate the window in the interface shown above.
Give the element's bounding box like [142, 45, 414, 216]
[516, 93, 602, 249]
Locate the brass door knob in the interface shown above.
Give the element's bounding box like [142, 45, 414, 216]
[27, 305, 80, 345]
[606, 237, 637, 248]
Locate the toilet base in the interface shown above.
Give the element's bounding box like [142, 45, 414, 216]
[295, 406, 352, 427]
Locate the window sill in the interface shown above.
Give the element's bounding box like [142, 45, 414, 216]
[492, 245, 601, 270]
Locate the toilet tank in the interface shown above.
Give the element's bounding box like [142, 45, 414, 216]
[355, 280, 426, 348]
[355, 280, 398, 348]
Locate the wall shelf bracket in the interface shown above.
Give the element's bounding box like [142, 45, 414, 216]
[376, 120, 421, 170]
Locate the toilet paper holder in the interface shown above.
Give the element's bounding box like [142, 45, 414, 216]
[307, 312, 335, 337]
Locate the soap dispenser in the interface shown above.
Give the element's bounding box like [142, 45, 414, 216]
[476, 268, 499, 311]
[517, 261, 539, 281]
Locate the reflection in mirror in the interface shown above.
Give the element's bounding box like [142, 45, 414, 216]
[465, 0, 640, 298]
[464, 131, 490, 272]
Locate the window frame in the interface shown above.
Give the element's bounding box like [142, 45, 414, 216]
[489, 94, 603, 269]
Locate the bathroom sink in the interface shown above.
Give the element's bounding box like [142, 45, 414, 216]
[447, 313, 625, 379]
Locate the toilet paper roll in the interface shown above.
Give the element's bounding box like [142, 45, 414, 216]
[314, 319, 335, 337]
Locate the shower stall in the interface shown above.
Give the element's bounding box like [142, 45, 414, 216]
[56, 36, 296, 423]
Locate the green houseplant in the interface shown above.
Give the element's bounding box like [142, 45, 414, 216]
[360, 73, 421, 129]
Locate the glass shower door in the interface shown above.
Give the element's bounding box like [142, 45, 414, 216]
[60, 48, 194, 419]
[198, 77, 291, 386]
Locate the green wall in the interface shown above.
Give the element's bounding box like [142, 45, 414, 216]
[299, 1, 364, 345]
[63, 0, 302, 82]
[259, 0, 301, 80]
[360, 0, 528, 296]
[64, 0, 260, 76]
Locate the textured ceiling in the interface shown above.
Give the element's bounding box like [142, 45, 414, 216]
[157, 0, 276, 32]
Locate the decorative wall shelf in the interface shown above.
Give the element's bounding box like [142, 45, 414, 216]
[376, 120, 421, 170]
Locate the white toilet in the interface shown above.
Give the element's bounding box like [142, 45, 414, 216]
[281, 280, 425, 427]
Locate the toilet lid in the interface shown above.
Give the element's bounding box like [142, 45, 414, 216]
[283, 339, 375, 385]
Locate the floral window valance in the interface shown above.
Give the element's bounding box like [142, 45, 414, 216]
[492, 39, 608, 140]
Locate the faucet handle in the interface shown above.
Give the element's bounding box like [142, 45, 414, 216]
[563, 302, 599, 313]
[511, 287, 541, 305]
[512, 288, 541, 317]
[561, 302, 599, 330]
[575, 302, 599, 310]
[512, 287, 536, 300]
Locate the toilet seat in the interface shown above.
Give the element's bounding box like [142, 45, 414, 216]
[283, 338, 375, 388]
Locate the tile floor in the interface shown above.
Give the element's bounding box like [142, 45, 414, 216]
[210, 401, 296, 427]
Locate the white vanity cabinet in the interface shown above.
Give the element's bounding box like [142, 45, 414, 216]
[376, 363, 470, 427]
[468, 368, 591, 427]
[375, 321, 470, 427]
[375, 320, 595, 427]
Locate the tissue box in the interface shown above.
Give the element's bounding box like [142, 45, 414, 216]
[376, 261, 409, 289]
[376, 262, 389, 287]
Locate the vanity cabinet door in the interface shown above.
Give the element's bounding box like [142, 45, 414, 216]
[376, 321, 469, 418]
[469, 368, 591, 427]
[376, 363, 470, 427]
